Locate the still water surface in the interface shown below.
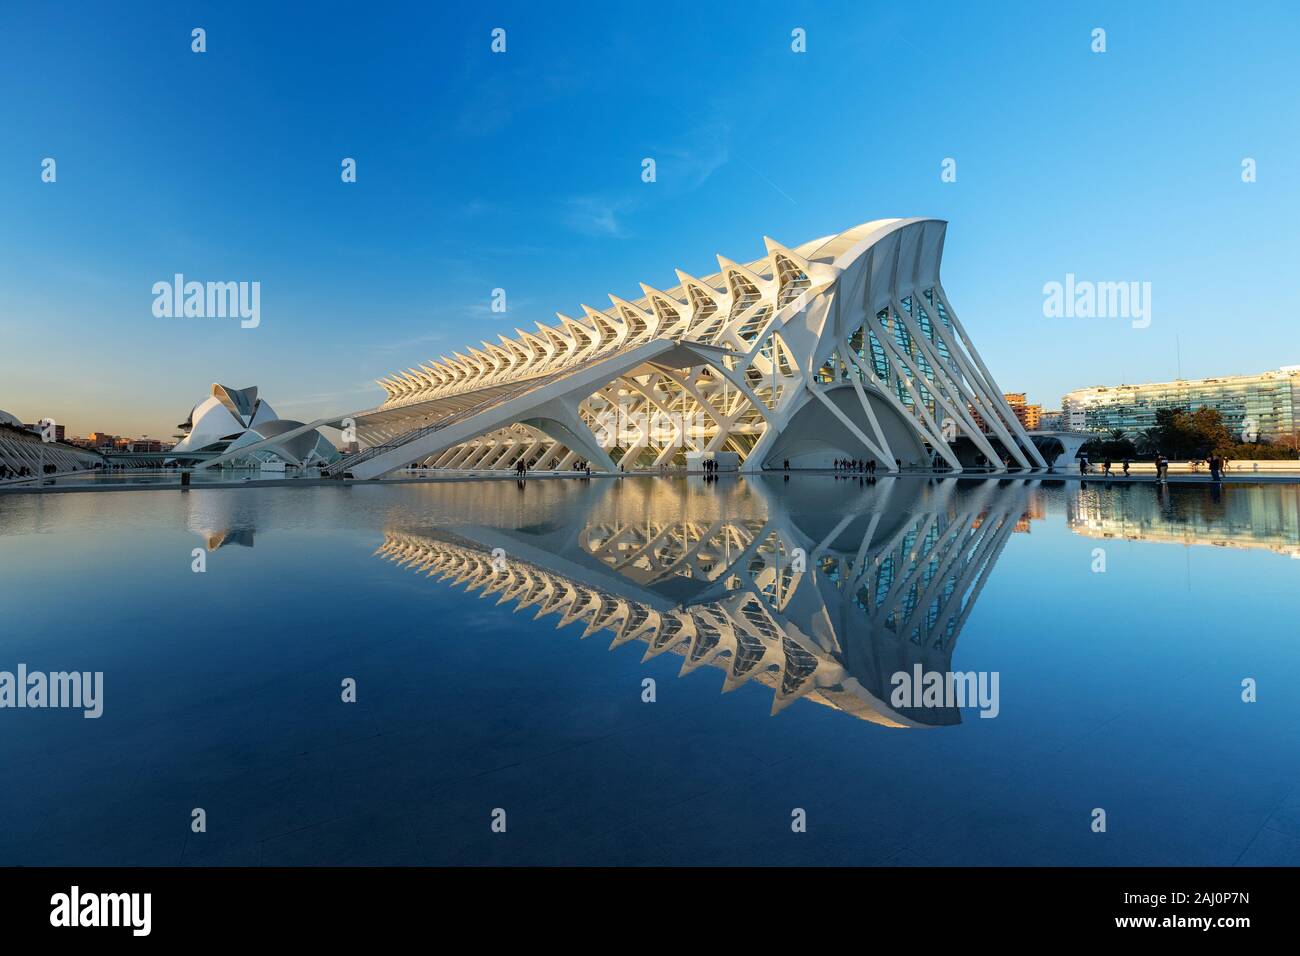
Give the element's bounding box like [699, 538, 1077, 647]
[1, 476, 1297, 865]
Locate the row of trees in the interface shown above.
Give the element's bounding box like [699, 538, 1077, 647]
[1080, 407, 1300, 461]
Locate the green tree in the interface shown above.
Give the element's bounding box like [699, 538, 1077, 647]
[1189, 406, 1233, 456]
[1136, 405, 1296, 459]
[1145, 407, 1195, 457]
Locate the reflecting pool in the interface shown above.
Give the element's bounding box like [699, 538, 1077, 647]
[1, 476, 1298, 865]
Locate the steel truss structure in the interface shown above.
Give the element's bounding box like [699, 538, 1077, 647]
[199, 219, 1047, 477]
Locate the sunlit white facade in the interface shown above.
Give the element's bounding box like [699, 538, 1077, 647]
[201, 219, 1047, 477]
[170, 384, 339, 467]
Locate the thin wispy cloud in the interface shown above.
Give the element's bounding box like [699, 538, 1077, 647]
[366, 301, 542, 354]
[658, 135, 731, 195]
[559, 121, 732, 238]
[561, 196, 638, 238]
[452, 64, 586, 139]
[366, 331, 448, 353]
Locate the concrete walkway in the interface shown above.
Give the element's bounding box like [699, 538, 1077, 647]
[4, 467, 1300, 496]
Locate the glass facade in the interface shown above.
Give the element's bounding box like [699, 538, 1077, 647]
[1061, 367, 1300, 442]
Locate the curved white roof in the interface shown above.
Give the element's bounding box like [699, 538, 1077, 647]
[375, 218, 937, 408]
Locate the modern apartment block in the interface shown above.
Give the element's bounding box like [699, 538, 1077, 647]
[1002, 393, 1042, 431]
[1061, 366, 1300, 441]
[973, 392, 1042, 433]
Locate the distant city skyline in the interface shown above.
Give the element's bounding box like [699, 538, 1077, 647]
[2, 1, 1297, 436]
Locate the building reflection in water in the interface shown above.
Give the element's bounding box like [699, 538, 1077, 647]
[180, 475, 1299, 729]
[1068, 481, 1300, 559]
[374, 477, 1035, 729]
[185, 493, 257, 550]
[196, 528, 256, 550]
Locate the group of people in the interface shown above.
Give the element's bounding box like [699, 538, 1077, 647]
[699, 458, 726, 483]
[0, 462, 60, 480]
[834, 458, 879, 475]
[1087, 457, 1132, 477]
[514, 459, 593, 478]
[1082, 454, 1148, 478]
[1078, 452, 1228, 483]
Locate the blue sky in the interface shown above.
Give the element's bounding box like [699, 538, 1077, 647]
[1, 0, 1297, 437]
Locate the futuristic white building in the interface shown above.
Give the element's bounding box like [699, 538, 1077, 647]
[200, 219, 1049, 477]
[170, 384, 339, 467]
[0, 410, 103, 478]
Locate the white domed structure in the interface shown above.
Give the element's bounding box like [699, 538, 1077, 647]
[170, 384, 339, 467]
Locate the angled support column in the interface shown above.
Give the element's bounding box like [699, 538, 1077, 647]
[932, 284, 1048, 469]
[807, 386, 893, 468]
[521, 398, 617, 473]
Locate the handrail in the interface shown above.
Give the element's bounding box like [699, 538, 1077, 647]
[329, 340, 659, 476]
